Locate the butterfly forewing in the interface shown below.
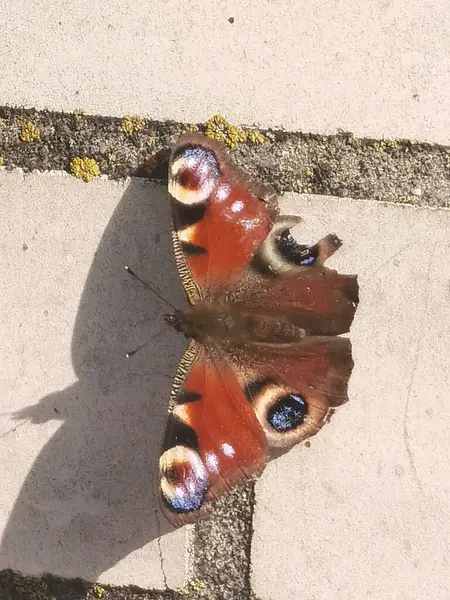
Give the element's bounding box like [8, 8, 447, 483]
[168, 133, 278, 300]
[160, 342, 267, 526]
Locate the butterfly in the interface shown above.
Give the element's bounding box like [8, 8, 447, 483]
[158, 133, 358, 527]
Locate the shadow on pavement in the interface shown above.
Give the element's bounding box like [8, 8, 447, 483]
[0, 178, 186, 580]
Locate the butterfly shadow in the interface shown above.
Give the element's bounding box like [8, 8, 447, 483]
[0, 177, 187, 581]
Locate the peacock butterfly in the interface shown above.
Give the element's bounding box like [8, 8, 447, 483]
[158, 133, 358, 527]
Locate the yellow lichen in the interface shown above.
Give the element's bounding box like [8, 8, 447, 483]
[245, 129, 265, 144]
[175, 587, 190, 596]
[190, 580, 207, 592]
[121, 115, 146, 134]
[204, 114, 265, 147]
[305, 169, 313, 177]
[205, 114, 246, 148]
[372, 138, 399, 151]
[175, 580, 207, 595]
[0, 156, 4, 167]
[70, 157, 100, 182]
[91, 584, 105, 598]
[20, 121, 41, 142]
[384, 138, 399, 148]
[183, 123, 200, 133]
[396, 195, 413, 204]
[74, 108, 86, 122]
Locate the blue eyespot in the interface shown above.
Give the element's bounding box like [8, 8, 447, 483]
[161, 447, 209, 513]
[300, 255, 316, 265]
[168, 477, 207, 512]
[177, 146, 220, 179]
[268, 394, 307, 432]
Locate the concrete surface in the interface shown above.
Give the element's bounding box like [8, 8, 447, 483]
[0, 170, 186, 588]
[253, 195, 450, 600]
[1, 162, 448, 600]
[2, 0, 450, 143]
[2, 0, 450, 596]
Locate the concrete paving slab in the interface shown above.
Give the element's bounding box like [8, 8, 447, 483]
[2, 1, 450, 143]
[0, 170, 186, 588]
[252, 195, 450, 599]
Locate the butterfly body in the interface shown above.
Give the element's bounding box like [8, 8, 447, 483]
[158, 133, 359, 527]
[167, 301, 308, 345]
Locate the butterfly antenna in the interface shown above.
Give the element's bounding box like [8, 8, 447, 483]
[124, 266, 177, 311]
[125, 324, 171, 358]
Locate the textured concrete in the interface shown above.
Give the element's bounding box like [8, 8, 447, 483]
[2, 1, 450, 143]
[2, 105, 450, 209]
[252, 195, 450, 600]
[1, 156, 449, 599]
[0, 170, 185, 588]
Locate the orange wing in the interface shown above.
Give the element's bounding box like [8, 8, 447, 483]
[168, 133, 278, 302]
[159, 341, 268, 527]
[159, 334, 354, 526]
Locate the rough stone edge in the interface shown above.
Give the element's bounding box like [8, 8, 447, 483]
[0, 569, 181, 600]
[1, 105, 449, 208]
[185, 483, 256, 600]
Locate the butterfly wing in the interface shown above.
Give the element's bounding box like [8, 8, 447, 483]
[227, 266, 358, 336]
[168, 133, 279, 302]
[168, 134, 357, 327]
[241, 216, 359, 334]
[159, 335, 353, 525]
[159, 341, 268, 527]
[229, 336, 354, 459]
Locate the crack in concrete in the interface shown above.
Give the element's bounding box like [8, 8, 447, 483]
[363, 242, 412, 282]
[154, 508, 169, 590]
[0, 419, 28, 440]
[402, 254, 434, 493]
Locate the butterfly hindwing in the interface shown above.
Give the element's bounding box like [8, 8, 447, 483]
[159, 335, 353, 525]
